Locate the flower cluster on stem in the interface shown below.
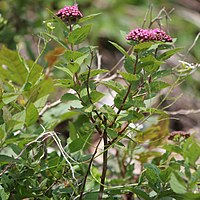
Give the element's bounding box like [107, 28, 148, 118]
[56, 4, 83, 21]
[126, 28, 172, 42]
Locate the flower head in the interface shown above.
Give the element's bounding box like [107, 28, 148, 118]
[56, 4, 83, 22]
[126, 28, 172, 43]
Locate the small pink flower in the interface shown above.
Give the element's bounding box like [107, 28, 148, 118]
[56, 4, 83, 22]
[126, 28, 172, 43]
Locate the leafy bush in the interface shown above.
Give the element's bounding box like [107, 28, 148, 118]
[0, 2, 199, 200]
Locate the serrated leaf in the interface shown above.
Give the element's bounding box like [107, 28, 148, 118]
[61, 93, 79, 102]
[124, 57, 135, 74]
[120, 110, 144, 122]
[26, 60, 43, 85]
[160, 167, 172, 183]
[109, 41, 130, 57]
[149, 81, 170, 93]
[183, 137, 200, 166]
[79, 13, 101, 23]
[68, 135, 89, 153]
[158, 48, 182, 61]
[55, 79, 74, 88]
[170, 173, 187, 194]
[0, 46, 28, 85]
[119, 72, 140, 82]
[0, 185, 9, 200]
[0, 155, 17, 163]
[130, 188, 150, 200]
[43, 32, 69, 49]
[0, 126, 6, 140]
[134, 42, 153, 52]
[101, 80, 124, 93]
[144, 163, 161, 175]
[67, 62, 80, 73]
[2, 93, 19, 104]
[26, 103, 39, 126]
[68, 24, 91, 45]
[107, 128, 118, 138]
[63, 50, 84, 62]
[90, 91, 104, 103]
[2, 106, 12, 123]
[152, 69, 172, 80]
[55, 66, 73, 78]
[69, 121, 77, 140]
[80, 69, 108, 80]
[139, 55, 163, 73]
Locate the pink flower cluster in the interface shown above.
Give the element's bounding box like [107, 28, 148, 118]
[56, 4, 83, 21]
[126, 28, 172, 42]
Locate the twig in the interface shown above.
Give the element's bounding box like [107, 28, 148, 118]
[39, 99, 61, 116]
[79, 137, 103, 200]
[186, 32, 200, 55]
[98, 130, 108, 200]
[166, 109, 200, 115]
[148, 8, 174, 28]
[142, 2, 152, 28]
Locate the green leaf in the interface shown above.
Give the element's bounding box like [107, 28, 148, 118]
[0, 155, 16, 163]
[55, 66, 73, 78]
[152, 69, 172, 80]
[100, 105, 116, 121]
[124, 57, 135, 74]
[68, 121, 77, 140]
[26, 103, 39, 126]
[183, 137, 200, 166]
[0, 185, 9, 200]
[61, 93, 79, 102]
[68, 135, 88, 153]
[109, 41, 130, 57]
[79, 13, 101, 23]
[144, 163, 161, 176]
[67, 62, 80, 73]
[0, 46, 28, 85]
[120, 110, 144, 122]
[28, 78, 54, 102]
[2, 106, 12, 123]
[119, 72, 140, 82]
[107, 128, 118, 138]
[148, 81, 170, 93]
[130, 187, 151, 200]
[26, 60, 43, 85]
[0, 126, 6, 140]
[68, 24, 92, 45]
[90, 91, 104, 103]
[2, 93, 19, 104]
[158, 48, 182, 61]
[139, 55, 163, 73]
[170, 173, 187, 194]
[43, 32, 69, 49]
[101, 80, 124, 93]
[159, 167, 172, 183]
[80, 69, 108, 81]
[63, 50, 84, 62]
[134, 42, 154, 52]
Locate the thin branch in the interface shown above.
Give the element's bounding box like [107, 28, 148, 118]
[79, 137, 103, 200]
[39, 99, 61, 116]
[98, 129, 108, 200]
[166, 109, 200, 115]
[186, 32, 200, 55]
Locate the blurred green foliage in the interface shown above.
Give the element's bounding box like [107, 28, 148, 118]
[0, 0, 199, 61]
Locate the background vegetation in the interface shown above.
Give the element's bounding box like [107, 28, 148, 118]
[0, 0, 199, 199]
